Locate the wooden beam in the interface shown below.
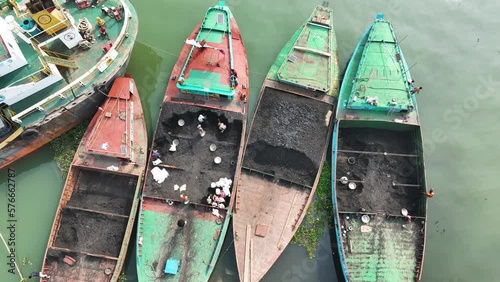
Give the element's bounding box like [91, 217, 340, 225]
[243, 224, 251, 282]
[337, 149, 418, 158]
[293, 45, 331, 57]
[65, 206, 129, 219]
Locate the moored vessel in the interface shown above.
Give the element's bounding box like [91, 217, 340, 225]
[135, 2, 248, 281]
[331, 14, 428, 282]
[41, 77, 148, 281]
[232, 5, 340, 281]
[0, 0, 138, 169]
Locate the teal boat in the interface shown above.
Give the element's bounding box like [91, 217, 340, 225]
[0, 0, 138, 169]
[332, 14, 428, 281]
[233, 5, 339, 281]
[135, 2, 248, 281]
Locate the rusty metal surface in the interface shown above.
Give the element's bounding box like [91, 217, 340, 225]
[40, 77, 148, 282]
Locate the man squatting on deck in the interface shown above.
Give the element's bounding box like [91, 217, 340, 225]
[29, 271, 50, 279]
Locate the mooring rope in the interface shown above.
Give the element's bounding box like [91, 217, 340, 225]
[0, 232, 24, 281]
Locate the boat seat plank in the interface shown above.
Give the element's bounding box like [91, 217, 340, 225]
[48, 246, 119, 261]
[293, 45, 332, 57]
[65, 205, 129, 219]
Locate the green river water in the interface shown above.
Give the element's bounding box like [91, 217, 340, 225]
[1, 0, 499, 281]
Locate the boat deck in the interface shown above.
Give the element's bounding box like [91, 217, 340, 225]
[346, 20, 413, 112]
[2, 1, 124, 92]
[143, 103, 243, 205]
[277, 6, 337, 93]
[177, 6, 234, 97]
[338, 213, 425, 281]
[0, 0, 137, 127]
[243, 86, 333, 187]
[335, 127, 422, 215]
[137, 198, 226, 281]
[0, 31, 44, 89]
[233, 170, 311, 281]
[84, 82, 135, 159]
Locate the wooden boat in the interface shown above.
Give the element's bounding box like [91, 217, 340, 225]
[232, 5, 339, 281]
[135, 2, 248, 281]
[331, 14, 428, 281]
[0, 0, 138, 169]
[40, 77, 148, 281]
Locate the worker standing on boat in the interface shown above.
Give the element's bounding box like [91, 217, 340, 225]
[29, 271, 50, 279]
[218, 121, 227, 133]
[411, 86, 422, 94]
[425, 188, 435, 198]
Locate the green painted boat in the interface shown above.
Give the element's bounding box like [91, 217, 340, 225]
[331, 14, 428, 282]
[136, 2, 248, 281]
[0, 0, 138, 169]
[233, 5, 339, 281]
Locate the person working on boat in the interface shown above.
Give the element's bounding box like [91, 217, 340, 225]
[29, 271, 50, 279]
[411, 86, 422, 94]
[425, 188, 435, 198]
[218, 121, 227, 133]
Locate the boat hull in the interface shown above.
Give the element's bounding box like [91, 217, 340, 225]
[0, 0, 139, 170]
[232, 5, 339, 281]
[0, 53, 132, 169]
[331, 15, 428, 282]
[136, 4, 248, 281]
[40, 77, 148, 282]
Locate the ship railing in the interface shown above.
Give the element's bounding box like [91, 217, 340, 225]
[11, 0, 132, 125]
[3, 69, 45, 89]
[42, 48, 72, 60]
[8, 0, 24, 19]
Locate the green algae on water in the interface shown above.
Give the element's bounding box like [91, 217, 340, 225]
[291, 162, 333, 258]
[118, 272, 127, 281]
[50, 120, 90, 178]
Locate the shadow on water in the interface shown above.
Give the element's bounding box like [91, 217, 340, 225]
[0, 147, 64, 281]
[124, 221, 337, 282]
[126, 41, 174, 142]
[207, 224, 338, 282]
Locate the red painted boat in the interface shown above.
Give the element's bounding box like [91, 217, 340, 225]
[136, 2, 248, 281]
[40, 77, 148, 281]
